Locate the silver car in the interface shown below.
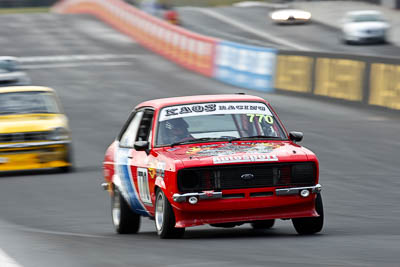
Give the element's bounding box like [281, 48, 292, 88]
[341, 10, 390, 44]
[0, 56, 30, 86]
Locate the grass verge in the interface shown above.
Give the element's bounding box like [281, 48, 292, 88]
[0, 7, 49, 14]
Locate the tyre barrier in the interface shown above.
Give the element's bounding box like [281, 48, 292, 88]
[53, 0, 400, 111]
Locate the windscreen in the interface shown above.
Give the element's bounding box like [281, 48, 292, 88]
[156, 101, 287, 146]
[0, 91, 61, 115]
[352, 14, 383, 22]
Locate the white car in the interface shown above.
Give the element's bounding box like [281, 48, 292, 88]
[341, 10, 390, 44]
[270, 9, 311, 24]
[0, 57, 30, 86]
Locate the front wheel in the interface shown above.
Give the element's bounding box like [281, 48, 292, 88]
[59, 145, 74, 173]
[292, 193, 324, 235]
[111, 187, 141, 234]
[155, 189, 185, 239]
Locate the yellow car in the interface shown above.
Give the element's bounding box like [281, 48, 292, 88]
[0, 86, 72, 173]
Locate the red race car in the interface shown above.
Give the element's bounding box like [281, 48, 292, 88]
[102, 94, 323, 238]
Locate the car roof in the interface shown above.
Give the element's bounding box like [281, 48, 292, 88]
[272, 9, 308, 13]
[136, 94, 268, 110]
[0, 86, 55, 93]
[0, 56, 18, 62]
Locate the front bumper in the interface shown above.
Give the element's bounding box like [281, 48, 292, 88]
[273, 18, 310, 24]
[171, 184, 322, 228]
[173, 184, 321, 202]
[346, 34, 385, 43]
[0, 141, 71, 172]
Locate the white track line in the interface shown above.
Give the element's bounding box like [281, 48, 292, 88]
[183, 7, 311, 51]
[18, 227, 109, 239]
[23, 61, 133, 69]
[18, 54, 142, 63]
[0, 249, 23, 267]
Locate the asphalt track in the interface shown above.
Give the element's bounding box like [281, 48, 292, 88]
[178, 6, 400, 57]
[0, 12, 400, 267]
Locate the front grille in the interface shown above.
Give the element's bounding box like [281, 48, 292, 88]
[177, 162, 316, 193]
[0, 132, 49, 143]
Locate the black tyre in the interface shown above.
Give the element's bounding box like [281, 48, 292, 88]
[59, 165, 73, 173]
[155, 189, 185, 239]
[292, 193, 324, 235]
[59, 145, 74, 173]
[251, 219, 275, 230]
[112, 187, 140, 234]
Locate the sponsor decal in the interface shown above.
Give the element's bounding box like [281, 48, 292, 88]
[159, 102, 272, 121]
[187, 142, 281, 157]
[156, 162, 166, 178]
[0, 157, 8, 164]
[137, 168, 152, 205]
[247, 114, 274, 124]
[148, 168, 156, 179]
[213, 154, 278, 164]
[148, 161, 166, 179]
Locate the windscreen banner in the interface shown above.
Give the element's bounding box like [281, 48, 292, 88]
[214, 41, 277, 92]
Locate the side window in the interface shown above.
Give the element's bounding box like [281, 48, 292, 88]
[136, 110, 154, 142]
[120, 111, 144, 147]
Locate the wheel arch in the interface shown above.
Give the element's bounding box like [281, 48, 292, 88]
[154, 176, 166, 191]
[111, 174, 129, 203]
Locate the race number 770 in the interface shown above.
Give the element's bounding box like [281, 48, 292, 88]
[247, 114, 274, 124]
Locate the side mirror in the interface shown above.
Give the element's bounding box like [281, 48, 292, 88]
[289, 131, 303, 143]
[134, 141, 149, 151]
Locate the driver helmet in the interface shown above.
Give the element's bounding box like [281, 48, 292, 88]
[164, 118, 190, 143]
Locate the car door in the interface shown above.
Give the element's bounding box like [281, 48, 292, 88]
[129, 108, 156, 215]
[116, 109, 150, 216]
[117, 108, 155, 217]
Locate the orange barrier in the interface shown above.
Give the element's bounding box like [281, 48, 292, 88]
[52, 0, 216, 77]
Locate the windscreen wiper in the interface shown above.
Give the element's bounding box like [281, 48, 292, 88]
[170, 137, 231, 147]
[229, 135, 281, 142]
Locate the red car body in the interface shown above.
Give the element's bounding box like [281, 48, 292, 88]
[102, 94, 323, 238]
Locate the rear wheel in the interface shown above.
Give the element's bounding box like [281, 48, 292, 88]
[251, 219, 275, 230]
[155, 189, 185, 239]
[292, 193, 324, 235]
[112, 187, 140, 234]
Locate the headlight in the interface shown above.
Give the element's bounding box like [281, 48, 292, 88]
[48, 127, 70, 141]
[291, 163, 315, 184]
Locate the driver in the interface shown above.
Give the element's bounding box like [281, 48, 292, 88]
[164, 118, 193, 143]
